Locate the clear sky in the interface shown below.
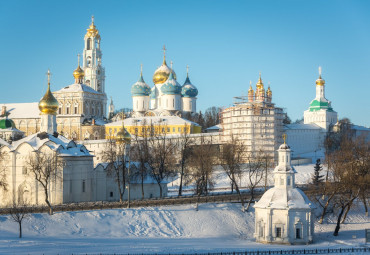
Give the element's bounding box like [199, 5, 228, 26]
[0, 0, 369, 126]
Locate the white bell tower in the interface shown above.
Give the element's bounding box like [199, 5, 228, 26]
[82, 16, 106, 94]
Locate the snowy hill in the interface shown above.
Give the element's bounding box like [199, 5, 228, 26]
[0, 201, 368, 254]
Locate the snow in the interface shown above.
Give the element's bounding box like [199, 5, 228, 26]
[0, 201, 368, 254]
[254, 188, 313, 209]
[0, 103, 40, 119]
[54, 83, 103, 94]
[106, 116, 200, 127]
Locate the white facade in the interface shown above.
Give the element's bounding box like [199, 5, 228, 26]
[254, 142, 315, 244]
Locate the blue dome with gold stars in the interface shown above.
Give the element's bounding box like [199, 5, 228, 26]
[160, 71, 182, 95]
[181, 75, 198, 98]
[131, 72, 150, 97]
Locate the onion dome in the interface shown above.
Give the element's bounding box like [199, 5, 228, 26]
[85, 16, 100, 39]
[153, 46, 176, 84]
[248, 82, 254, 94]
[266, 85, 272, 97]
[116, 125, 131, 144]
[316, 66, 325, 86]
[0, 118, 15, 129]
[256, 72, 264, 89]
[161, 68, 182, 95]
[181, 68, 198, 97]
[39, 70, 59, 115]
[131, 67, 150, 97]
[73, 66, 84, 80]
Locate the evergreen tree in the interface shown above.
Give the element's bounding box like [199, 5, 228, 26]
[312, 159, 324, 185]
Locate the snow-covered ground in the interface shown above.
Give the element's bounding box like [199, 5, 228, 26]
[168, 164, 326, 195]
[0, 201, 368, 254]
[0, 163, 368, 254]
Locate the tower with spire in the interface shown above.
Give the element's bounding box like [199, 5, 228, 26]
[82, 16, 106, 94]
[303, 67, 337, 130]
[39, 70, 59, 134]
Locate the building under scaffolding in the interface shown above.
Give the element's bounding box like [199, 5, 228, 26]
[220, 75, 285, 162]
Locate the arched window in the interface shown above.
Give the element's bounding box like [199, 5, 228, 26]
[87, 38, 91, 50]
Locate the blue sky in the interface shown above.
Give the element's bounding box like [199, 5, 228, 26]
[0, 0, 369, 126]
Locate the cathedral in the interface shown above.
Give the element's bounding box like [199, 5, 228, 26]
[0, 17, 107, 141]
[131, 47, 198, 117]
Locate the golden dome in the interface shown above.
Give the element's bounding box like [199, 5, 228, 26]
[73, 66, 85, 80]
[153, 46, 176, 84]
[85, 16, 100, 39]
[256, 72, 264, 89]
[248, 82, 254, 94]
[266, 86, 272, 96]
[316, 66, 325, 86]
[39, 70, 59, 115]
[116, 125, 131, 144]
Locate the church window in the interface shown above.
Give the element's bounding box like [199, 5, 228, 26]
[167, 127, 170, 133]
[22, 166, 27, 175]
[173, 128, 175, 132]
[82, 180, 86, 193]
[58, 107, 62, 115]
[178, 127, 181, 132]
[66, 107, 70, 114]
[286, 155, 289, 162]
[87, 38, 92, 50]
[287, 177, 291, 186]
[259, 224, 264, 237]
[74, 106, 78, 114]
[296, 228, 301, 239]
[110, 192, 113, 197]
[276, 227, 282, 238]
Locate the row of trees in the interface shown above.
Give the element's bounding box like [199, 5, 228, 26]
[309, 119, 369, 236]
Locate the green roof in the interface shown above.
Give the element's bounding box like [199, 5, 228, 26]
[0, 119, 16, 129]
[309, 99, 333, 112]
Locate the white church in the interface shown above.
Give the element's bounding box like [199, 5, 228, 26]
[131, 47, 198, 118]
[254, 138, 315, 244]
[0, 72, 167, 207]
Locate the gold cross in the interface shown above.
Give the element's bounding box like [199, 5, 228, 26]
[163, 45, 166, 57]
[282, 134, 287, 144]
[91, 15, 95, 24]
[46, 69, 51, 86]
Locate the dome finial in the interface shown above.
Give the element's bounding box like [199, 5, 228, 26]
[140, 63, 143, 76]
[162, 45, 167, 65]
[91, 15, 94, 24]
[47, 69, 51, 87]
[186, 65, 189, 78]
[77, 54, 81, 67]
[318, 66, 322, 79]
[282, 133, 287, 144]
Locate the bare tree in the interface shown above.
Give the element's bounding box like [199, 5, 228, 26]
[9, 202, 30, 238]
[177, 124, 193, 197]
[219, 135, 247, 211]
[145, 122, 177, 198]
[245, 150, 265, 211]
[131, 120, 150, 200]
[101, 138, 130, 203]
[0, 149, 8, 192]
[26, 151, 62, 215]
[188, 135, 216, 197]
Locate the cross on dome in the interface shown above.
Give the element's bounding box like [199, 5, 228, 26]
[282, 133, 287, 144]
[47, 69, 51, 85]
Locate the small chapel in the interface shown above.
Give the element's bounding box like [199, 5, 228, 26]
[254, 136, 315, 244]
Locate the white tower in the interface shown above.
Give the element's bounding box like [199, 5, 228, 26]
[39, 70, 58, 134]
[108, 97, 115, 119]
[304, 67, 338, 130]
[82, 16, 106, 94]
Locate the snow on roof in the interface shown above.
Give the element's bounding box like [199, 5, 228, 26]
[254, 187, 314, 209]
[106, 116, 200, 127]
[206, 124, 221, 130]
[0, 103, 40, 119]
[54, 83, 103, 94]
[352, 124, 370, 131]
[8, 132, 92, 157]
[284, 123, 322, 130]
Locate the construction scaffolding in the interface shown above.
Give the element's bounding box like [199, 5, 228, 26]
[220, 98, 285, 163]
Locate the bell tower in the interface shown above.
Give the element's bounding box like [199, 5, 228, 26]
[82, 16, 106, 94]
